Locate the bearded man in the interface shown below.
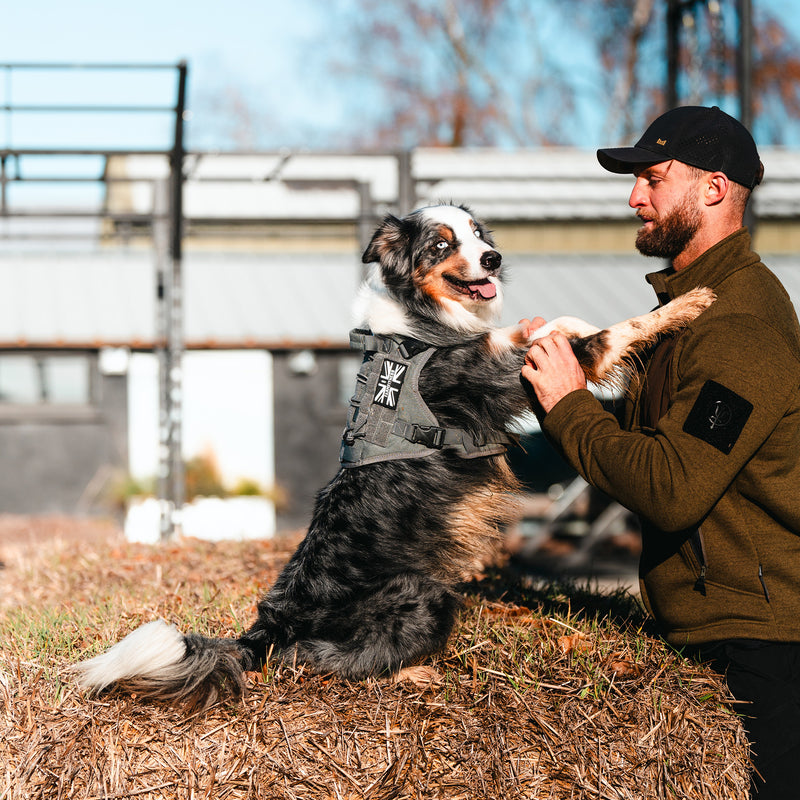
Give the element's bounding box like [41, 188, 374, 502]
[522, 106, 800, 799]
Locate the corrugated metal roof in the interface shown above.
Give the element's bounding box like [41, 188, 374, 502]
[105, 148, 800, 222]
[0, 253, 154, 346]
[184, 253, 360, 346]
[415, 148, 800, 220]
[0, 251, 360, 349]
[3, 250, 799, 349]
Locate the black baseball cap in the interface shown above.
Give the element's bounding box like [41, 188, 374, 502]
[597, 105, 764, 189]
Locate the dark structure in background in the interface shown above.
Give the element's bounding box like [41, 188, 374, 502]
[667, 0, 752, 121]
[667, 0, 755, 233]
[0, 351, 127, 514]
[272, 350, 356, 531]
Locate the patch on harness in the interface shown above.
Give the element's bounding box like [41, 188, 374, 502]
[682, 379, 753, 454]
[373, 359, 407, 409]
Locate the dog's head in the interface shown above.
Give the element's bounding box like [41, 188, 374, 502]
[359, 204, 503, 336]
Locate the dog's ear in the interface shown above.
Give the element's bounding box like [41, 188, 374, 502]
[362, 214, 407, 265]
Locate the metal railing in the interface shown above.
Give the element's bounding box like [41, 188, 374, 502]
[1, 61, 187, 541]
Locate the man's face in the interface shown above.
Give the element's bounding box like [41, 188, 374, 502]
[629, 161, 703, 260]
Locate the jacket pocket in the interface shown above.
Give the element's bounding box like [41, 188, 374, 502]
[683, 527, 772, 604]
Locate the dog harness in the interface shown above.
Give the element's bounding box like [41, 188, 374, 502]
[340, 329, 511, 468]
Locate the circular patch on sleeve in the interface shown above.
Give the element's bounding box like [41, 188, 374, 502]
[682, 379, 753, 454]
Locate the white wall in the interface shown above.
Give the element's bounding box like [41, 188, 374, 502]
[127, 350, 274, 489]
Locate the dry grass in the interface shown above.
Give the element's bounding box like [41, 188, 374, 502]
[0, 517, 750, 799]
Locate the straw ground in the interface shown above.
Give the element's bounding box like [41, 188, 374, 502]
[0, 517, 751, 799]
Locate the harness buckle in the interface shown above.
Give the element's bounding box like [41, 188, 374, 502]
[398, 338, 429, 359]
[408, 424, 446, 449]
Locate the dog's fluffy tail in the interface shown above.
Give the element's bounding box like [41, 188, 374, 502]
[70, 620, 251, 710]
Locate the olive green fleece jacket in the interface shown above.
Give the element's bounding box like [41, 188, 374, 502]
[540, 228, 800, 647]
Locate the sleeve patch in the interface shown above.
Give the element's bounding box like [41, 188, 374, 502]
[682, 380, 753, 454]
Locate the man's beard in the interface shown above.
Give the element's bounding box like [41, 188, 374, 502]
[635, 196, 701, 260]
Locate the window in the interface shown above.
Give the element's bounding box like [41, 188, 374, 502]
[0, 354, 92, 405]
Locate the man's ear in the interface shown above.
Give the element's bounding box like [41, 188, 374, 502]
[704, 172, 730, 206]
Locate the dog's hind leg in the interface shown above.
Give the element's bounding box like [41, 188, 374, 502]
[292, 572, 459, 682]
[393, 664, 444, 686]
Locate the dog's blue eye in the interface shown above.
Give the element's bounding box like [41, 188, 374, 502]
[474, 229, 482, 239]
[436, 241, 448, 250]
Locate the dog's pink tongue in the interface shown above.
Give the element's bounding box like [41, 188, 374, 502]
[470, 281, 497, 299]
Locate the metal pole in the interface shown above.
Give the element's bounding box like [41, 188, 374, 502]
[171, 62, 187, 264]
[737, 0, 757, 235]
[1, 155, 6, 216]
[667, 0, 681, 109]
[737, 0, 753, 130]
[161, 60, 187, 540]
[154, 179, 172, 540]
[356, 180, 374, 271]
[396, 150, 415, 216]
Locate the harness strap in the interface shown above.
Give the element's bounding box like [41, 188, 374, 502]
[349, 329, 429, 358]
[391, 420, 511, 456]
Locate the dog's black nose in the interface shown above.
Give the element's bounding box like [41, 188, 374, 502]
[481, 250, 502, 271]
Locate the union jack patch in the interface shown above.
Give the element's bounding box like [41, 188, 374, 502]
[373, 359, 406, 409]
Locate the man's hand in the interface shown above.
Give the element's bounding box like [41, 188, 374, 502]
[521, 331, 587, 414]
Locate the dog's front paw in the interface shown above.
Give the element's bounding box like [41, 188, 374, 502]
[489, 320, 545, 354]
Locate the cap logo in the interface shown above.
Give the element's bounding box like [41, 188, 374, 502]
[657, 138, 667, 146]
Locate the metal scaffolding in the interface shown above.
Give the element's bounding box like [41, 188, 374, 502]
[0, 61, 188, 539]
[666, 0, 753, 121]
[665, 0, 755, 231]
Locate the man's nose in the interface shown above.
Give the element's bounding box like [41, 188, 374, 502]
[629, 178, 646, 209]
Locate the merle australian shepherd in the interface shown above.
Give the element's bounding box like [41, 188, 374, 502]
[73, 204, 713, 709]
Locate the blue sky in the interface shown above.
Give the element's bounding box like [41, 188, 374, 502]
[3, 0, 320, 94]
[4, 0, 800, 152]
[2, 0, 330, 150]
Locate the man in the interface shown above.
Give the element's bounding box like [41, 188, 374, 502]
[521, 105, 800, 798]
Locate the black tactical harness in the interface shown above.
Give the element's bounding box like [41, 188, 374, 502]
[339, 329, 511, 468]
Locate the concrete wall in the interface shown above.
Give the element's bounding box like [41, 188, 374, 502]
[272, 349, 357, 532]
[0, 355, 128, 515]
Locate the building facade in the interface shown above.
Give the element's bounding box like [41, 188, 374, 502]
[2, 148, 799, 531]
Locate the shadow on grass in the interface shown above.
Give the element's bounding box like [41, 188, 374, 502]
[462, 562, 657, 634]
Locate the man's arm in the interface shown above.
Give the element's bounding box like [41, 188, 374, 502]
[521, 316, 800, 533]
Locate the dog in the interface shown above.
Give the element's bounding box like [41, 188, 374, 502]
[71, 204, 714, 709]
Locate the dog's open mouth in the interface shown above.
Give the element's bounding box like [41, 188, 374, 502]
[443, 274, 497, 301]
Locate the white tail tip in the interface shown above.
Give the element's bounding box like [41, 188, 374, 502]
[71, 619, 186, 693]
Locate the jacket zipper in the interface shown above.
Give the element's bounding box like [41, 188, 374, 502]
[758, 564, 771, 602]
[690, 529, 707, 596]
